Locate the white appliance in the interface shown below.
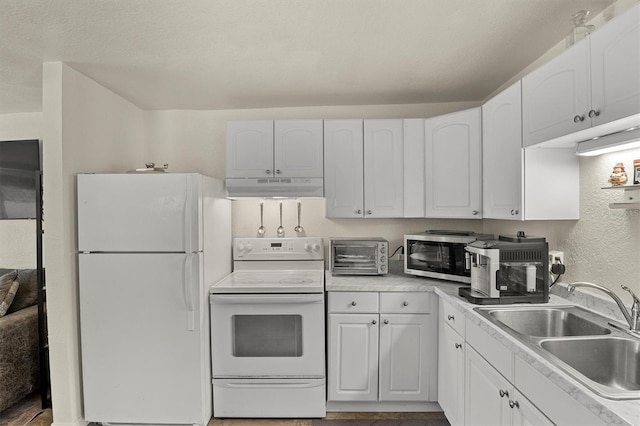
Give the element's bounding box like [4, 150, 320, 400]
[77, 173, 231, 426]
[210, 237, 326, 418]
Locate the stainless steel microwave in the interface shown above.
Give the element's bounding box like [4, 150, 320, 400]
[404, 231, 493, 283]
[330, 238, 389, 276]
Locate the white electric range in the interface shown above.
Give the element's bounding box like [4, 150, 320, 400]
[209, 237, 326, 418]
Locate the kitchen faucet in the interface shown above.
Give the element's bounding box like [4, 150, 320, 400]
[567, 282, 640, 334]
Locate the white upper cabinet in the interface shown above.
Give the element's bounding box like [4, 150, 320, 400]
[483, 82, 580, 220]
[403, 119, 426, 218]
[424, 108, 482, 219]
[274, 120, 324, 178]
[324, 120, 365, 218]
[226, 120, 323, 179]
[523, 2, 640, 147]
[589, 2, 640, 127]
[324, 119, 404, 218]
[483, 81, 523, 220]
[226, 120, 274, 178]
[364, 120, 404, 218]
[522, 38, 590, 147]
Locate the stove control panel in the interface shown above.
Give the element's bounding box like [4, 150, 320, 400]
[234, 237, 324, 260]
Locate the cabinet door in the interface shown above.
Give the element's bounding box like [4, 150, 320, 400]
[590, 2, 640, 126]
[465, 345, 511, 426]
[324, 120, 365, 218]
[424, 108, 482, 218]
[403, 119, 425, 218]
[379, 314, 433, 402]
[511, 390, 554, 426]
[364, 119, 404, 217]
[483, 81, 523, 220]
[522, 38, 590, 146]
[438, 321, 465, 426]
[274, 120, 324, 178]
[327, 313, 379, 401]
[226, 120, 274, 178]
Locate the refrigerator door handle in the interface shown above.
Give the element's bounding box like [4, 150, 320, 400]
[184, 175, 194, 253]
[183, 254, 196, 331]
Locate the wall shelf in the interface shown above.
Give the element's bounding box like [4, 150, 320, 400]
[602, 184, 640, 209]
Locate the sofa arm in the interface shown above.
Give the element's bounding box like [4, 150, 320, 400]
[0, 305, 39, 412]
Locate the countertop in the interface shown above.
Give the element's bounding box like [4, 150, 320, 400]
[325, 261, 640, 426]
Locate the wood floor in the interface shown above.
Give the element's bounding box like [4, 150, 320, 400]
[0, 393, 52, 426]
[1, 393, 448, 426]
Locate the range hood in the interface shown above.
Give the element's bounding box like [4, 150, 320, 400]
[527, 114, 640, 156]
[225, 177, 324, 198]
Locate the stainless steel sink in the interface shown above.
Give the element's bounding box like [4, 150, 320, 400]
[487, 307, 611, 337]
[540, 338, 640, 398]
[474, 305, 640, 399]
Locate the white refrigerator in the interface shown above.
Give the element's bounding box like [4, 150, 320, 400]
[77, 173, 231, 425]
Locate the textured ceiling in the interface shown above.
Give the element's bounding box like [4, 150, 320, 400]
[0, 0, 617, 114]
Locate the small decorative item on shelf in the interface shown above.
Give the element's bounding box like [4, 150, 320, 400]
[634, 159, 640, 185]
[608, 162, 628, 186]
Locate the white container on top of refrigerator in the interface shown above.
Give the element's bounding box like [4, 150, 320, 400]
[77, 173, 231, 426]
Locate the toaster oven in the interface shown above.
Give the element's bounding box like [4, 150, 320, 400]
[330, 238, 389, 276]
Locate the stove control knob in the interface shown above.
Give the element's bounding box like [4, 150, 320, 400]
[304, 241, 321, 253]
[245, 243, 253, 253]
[236, 243, 245, 256]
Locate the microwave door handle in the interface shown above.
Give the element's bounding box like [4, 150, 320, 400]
[465, 252, 472, 270]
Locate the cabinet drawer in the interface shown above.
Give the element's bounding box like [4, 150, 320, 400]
[380, 292, 433, 314]
[328, 292, 379, 313]
[440, 298, 465, 337]
[465, 317, 513, 382]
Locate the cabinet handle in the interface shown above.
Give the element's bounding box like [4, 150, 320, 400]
[510, 209, 519, 215]
[402, 301, 408, 307]
[588, 109, 600, 118]
[472, 210, 478, 215]
[265, 169, 272, 175]
[355, 209, 362, 215]
[573, 114, 585, 123]
[447, 314, 455, 321]
[366, 210, 373, 215]
[275, 169, 281, 174]
[509, 400, 520, 409]
[372, 319, 377, 325]
[499, 389, 509, 398]
[351, 301, 357, 306]
[383, 319, 389, 324]
[454, 343, 462, 349]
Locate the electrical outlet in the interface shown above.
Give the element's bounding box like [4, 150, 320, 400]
[548, 250, 564, 272]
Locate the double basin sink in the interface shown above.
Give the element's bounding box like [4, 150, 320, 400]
[474, 305, 640, 400]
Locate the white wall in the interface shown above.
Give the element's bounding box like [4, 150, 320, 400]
[42, 62, 145, 426]
[0, 112, 42, 268]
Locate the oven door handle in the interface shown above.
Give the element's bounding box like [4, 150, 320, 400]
[216, 381, 324, 389]
[210, 294, 324, 304]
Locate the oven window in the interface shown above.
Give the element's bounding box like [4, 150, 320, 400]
[333, 244, 376, 271]
[231, 315, 303, 357]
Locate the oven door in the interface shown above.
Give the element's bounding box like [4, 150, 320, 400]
[405, 238, 470, 282]
[210, 293, 325, 377]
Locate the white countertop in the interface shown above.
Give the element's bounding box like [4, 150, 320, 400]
[325, 263, 640, 426]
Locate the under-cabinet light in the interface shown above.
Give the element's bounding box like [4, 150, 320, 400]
[575, 127, 640, 156]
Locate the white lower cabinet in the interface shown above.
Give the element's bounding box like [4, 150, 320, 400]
[438, 296, 609, 426]
[438, 298, 465, 425]
[465, 346, 552, 426]
[328, 292, 437, 404]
